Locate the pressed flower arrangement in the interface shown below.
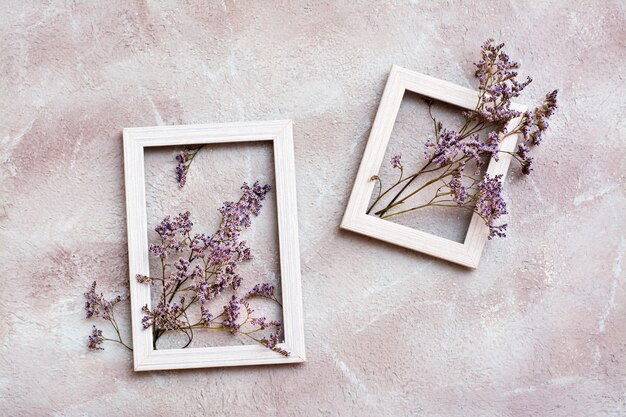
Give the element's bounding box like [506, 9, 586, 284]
[86, 121, 305, 370]
[341, 39, 559, 267]
[367, 39, 558, 239]
[86, 179, 287, 355]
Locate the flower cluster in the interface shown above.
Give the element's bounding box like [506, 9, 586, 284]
[134, 182, 287, 355]
[261, 327, 288, 356]
[149, 211, 193, 259]
[175, 146, 204, 188]
[87, 326, 104, 350]
[368, 39, 558, 240]
[390, 154, 402, 169]
[474, 39, 532, 125]
[84, 282, 130, 351]
[141, 301, 186, 330]
[448, 164, 469, 206]
[515, 90, 559, 174]
[175, 149, 189, 187]
[84, 181, 285, 355]
[424, 129, 498, 170]
[475, 174, 508, 239]
[84, 281, 122, 321]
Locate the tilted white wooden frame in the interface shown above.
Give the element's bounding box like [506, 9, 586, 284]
[123, 120, 305, 371]
[341, 65, 527, 268]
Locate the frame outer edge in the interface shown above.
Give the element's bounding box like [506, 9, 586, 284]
[341, 65, 527, 268]
[124, 121, 306, 370]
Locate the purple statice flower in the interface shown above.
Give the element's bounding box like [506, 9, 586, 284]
[199, 305, 213, 324]
[84, 281, 121, 320]
[260, 325, 289, 356]
[173, 258, 191, 281]
[174, 146, 205, 188]
[475, 174, 508, 239]
[175, 165, 186, 188]
[100, 296, 122, 320]
[448, 164, 469, 206]
[141, 301, 185, 330]
[148, 243, 166, 260]
[216, 181, 271, 241]
[512, 90, 558, 175]
[250, 316, 281, 330]
[193, 267, 243, 305]
[84, 281, 101, 319]
[474, 39, 531, 125]
[138, 181, 286, 354]
[175, 149, 189, 188]
[425, 129, 498, 168]
[425, 128, 460, 165]
[459, 136, 499, 168]
[222, 295, 242, 332]
[87, 325, 104, 350]
[526, 90, 559, 146]
[244, 283, 275, 299]
[152, 211, 193, 257]
[515, 142, 534, 175]
[189, 233, 210, 259]
[390, 154, 402, 169]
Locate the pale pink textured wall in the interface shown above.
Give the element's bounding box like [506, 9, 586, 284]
[1, 1, 625, 416]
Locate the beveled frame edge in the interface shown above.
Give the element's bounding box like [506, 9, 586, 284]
[123, 120, 305, 371]
[340, 65, 527, 268]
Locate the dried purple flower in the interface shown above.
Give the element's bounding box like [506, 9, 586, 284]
[131, 181, 286, 354]
[367, 39, 557, 242]
[250, 316, 281, 330]
[222, 295, 242, 332]
[475, 174, 508, 239]
[84, 281, 121, 320]
[84, 281, 101, 319]
[151, 211, 193, 258]
[425, 129, 497, 168]
[175, 147, 200, 188]
[141, 302, 185, 330]
[527, 90, 559, 146]
[244, 283, 275, 299]
[84, 281, 131, 351]
[390, 154, 402, 169]
[474, 39, 531, 125]
[449, 165, 469, 206]
[261, 325, 289, 356]
[87, 325, 104, 350]
[175, 150, 188, 187]
[217, 181, 271, 240]
[199, 305, 213, 324]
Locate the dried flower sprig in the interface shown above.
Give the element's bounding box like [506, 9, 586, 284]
[84, 181, 287, 355]
[368, 39, 558, 239]
[84, 281, 132, 350]
[137, 180, 288, 355]
[175, 145, 204, 188]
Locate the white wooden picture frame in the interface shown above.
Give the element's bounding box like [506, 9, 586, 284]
[341, 65, 527, 268]
[123, 120, 305, 371]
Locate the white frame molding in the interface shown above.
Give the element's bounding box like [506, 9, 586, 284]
[341, 66, 526, 268]
[123, 120, 305, 371]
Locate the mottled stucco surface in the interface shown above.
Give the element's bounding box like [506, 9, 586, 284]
[1, 1, 625, 416]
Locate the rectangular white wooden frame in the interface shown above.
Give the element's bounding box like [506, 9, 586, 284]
[123, 120, 305, 371]
[341, 65, 527, 268]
